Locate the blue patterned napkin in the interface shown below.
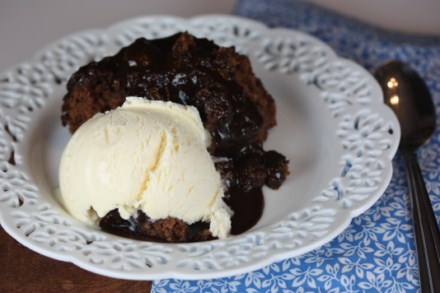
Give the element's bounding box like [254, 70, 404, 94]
[153, 0, 440, 291]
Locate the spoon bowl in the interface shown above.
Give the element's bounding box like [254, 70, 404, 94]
[374, 60, 436, 150]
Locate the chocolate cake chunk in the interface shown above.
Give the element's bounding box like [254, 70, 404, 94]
[100, 210, 213, 243]
[62, 32, 276, 156]
[62, 32, 289, 242]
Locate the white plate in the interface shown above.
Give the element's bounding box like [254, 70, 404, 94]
[0, 15, 400, 280]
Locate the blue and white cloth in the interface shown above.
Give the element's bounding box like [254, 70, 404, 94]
[153, 0, 440, 291]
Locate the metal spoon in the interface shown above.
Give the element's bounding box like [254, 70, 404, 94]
[374, 60, 440, 293]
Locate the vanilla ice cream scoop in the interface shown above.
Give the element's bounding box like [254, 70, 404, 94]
[59, 97, 231, 239]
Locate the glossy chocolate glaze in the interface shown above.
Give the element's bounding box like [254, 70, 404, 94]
[96, 34, 264, 157]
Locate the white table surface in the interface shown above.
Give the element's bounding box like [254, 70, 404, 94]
[0, 0, 236, 71]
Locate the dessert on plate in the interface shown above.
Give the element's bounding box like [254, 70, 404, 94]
[59, 32, 289, 242]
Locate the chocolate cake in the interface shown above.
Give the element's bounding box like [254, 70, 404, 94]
[62, 32, 289, 242]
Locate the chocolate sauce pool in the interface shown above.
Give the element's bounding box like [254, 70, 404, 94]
[225, 187, 264, 235]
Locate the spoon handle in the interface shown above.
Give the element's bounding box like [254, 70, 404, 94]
[402, 151, 440, 292]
